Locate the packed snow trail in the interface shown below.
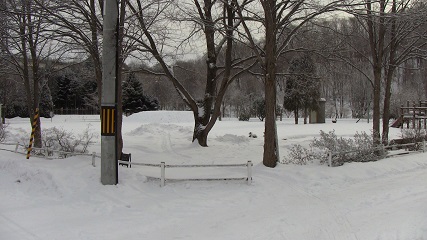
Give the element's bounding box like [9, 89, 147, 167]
[1, 152, 426, 240]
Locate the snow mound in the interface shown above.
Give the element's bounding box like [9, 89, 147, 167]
[0, 159, 60, 198]
[126, 123, 193, 136]
[124, 111, 194, 123]
[215, 134, 249, 144]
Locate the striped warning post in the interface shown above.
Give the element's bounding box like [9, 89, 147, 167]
[26, 108, 39, 159]
[101, 106, 116, 136]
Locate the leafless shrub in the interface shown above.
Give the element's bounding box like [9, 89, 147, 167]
[283, 131, 381, 166]
[400, 129, 427, 151]
[42, 125, 97, 154]
[283, 144, 315, 165]
[0, 123, 8, 142]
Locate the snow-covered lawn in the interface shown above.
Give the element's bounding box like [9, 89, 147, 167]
[1, 111, 426, 240]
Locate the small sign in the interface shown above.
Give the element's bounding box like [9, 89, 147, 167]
[101, 106, 116, 136]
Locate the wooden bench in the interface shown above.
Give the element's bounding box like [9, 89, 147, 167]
[119, 152, 132, 168]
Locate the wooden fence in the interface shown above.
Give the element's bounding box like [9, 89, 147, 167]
[118, 160, 253, 187]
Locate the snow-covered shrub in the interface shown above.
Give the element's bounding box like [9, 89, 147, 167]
[311, 130, 381, 166]
[283, 144, 314, 165]
[400, 129, 427, 151]
[283, 130, 381, 166]
[311, 130, 353, 166]
[42, 125, 97, 154]
[352, 131, 379, 161]
[0, 123, 7, 142]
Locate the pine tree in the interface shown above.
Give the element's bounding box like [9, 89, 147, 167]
[55, 75, 71, 109]
[39, 81, 54, 117]
[252, 97, 266, 121]
[284, 54, 320, 124]
[122, 72, 145, 115]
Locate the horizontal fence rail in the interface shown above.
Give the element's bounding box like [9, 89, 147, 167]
[0, 142, 99, 166]
[118, 160, 253, 187]
[0, 143, 253, 187]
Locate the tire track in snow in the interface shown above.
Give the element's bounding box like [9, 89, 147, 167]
[160, 132, 191, 159]
[0, 213, 43, 240]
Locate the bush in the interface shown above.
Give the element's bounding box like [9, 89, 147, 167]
[283, 130, 382, 166]
[0, 123, 7, 143]
[400, 129, 427, 151]
[238, 109, 251, 121]
[283, 144, 314, 165]
[252, 98, 266, 121]
[42, 125, 97, 154]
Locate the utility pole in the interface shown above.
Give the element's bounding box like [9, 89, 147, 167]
[101, 0, 118, 185]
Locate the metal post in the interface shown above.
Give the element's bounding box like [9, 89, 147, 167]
[101, 0, 118, 185]
[247, 161, 253, 185]
[160, 162, 165, 187]
[328, 151, 332, 167]
[92, 152, 96, 167]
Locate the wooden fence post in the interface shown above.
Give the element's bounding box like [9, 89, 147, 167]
[423, 140, 426, 153]
[160, 162, 165, 187]
[247, 161, 252, 185]
[407, 101, 410, 128]
[92, 152, 96, 167]
[413, 102, 416, 129]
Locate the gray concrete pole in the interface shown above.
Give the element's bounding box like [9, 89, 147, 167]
[101, 0, 118, 185]
[0, 104, 2, 126]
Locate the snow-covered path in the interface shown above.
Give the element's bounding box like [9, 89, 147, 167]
[1, 152, 426, 240]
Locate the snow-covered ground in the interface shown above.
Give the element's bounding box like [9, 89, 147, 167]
[0, 111, 426, 240]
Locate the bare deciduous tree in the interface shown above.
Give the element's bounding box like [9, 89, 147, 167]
[233, 0, 355, 167]
[126, 0, 256, 146]
[0, 0, 64, 148]
[346, 0, 427, 144]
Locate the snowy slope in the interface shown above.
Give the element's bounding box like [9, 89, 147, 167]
[0, 112, 426, 240]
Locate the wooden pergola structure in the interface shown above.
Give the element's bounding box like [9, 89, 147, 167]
[399, 101, 427, 129]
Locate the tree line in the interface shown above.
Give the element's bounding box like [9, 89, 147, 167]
[0, 0, 426, 167]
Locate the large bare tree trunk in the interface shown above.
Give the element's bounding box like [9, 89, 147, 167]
[366, 0, 386, 146]
[372, 68, 382, 145]
[19, 1, 42, 148]
[262, 0, 278, 168]
[381, 0, 397, 145]
[294, 109, 298, 124]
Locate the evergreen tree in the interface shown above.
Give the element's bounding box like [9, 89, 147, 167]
[122, 72, 145, 115]
[284, 54, 320, 124]
[54, 73, 82, 109]
[39, 81, 54, 117]
[252, 97, 266, 121]
[143, 95, 160, 111]
[55, 74, 71, 109]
